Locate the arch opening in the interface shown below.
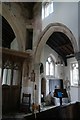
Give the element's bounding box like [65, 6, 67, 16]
[2, 4, 25, 51]
[34, 23, 78, 104]
[35, 23, 78, 65]
[2, 16, 16, 49]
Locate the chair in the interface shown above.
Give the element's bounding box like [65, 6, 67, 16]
[20, 93, 31, 113]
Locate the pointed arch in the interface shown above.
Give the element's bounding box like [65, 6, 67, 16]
[1, 3, 25, 51]
[35, 23, 78, 64]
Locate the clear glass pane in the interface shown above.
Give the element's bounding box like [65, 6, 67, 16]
[43, 2, 53, 19]
[47, 4, 49, 16]
[71, 62, 78, 85]
[2, 69, 7, 85]
[50, 2, 53, 14]
[76, 63, 78, 68]
[72, 68, 78, 85]
[45, 5, 48, 17]
[48, 57, 51, 63]
[50, 62, 54, 75]
[6, 69, 11, 85]
[46, 61, 49, 75]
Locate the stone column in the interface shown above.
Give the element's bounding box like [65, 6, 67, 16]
[75, 52, 80, 101]
[78, 60, 80, 101]
[34, 63, 41, 105]
[0, 76, 2, 120]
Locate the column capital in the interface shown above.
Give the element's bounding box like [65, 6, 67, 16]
[75, 52, 80, 61]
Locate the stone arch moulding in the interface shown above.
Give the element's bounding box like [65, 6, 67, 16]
[2, 4, 25, 51]
[49, 54, 56, 63]
[35, 23, 78, 64]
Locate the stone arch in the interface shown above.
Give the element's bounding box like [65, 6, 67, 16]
[35, 23, 78, 64]
[2, 4, 25, 51]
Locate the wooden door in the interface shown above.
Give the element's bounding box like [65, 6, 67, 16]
[2, 67, 22, 114]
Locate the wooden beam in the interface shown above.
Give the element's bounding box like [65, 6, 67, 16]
[0, 47, 32, 63]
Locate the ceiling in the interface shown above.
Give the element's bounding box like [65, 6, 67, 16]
[46, 32, 74, 65]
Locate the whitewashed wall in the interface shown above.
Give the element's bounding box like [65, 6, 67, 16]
[40, 44, 65, 95]
[42, 2, 78, 46]
[41, 2, 79, 102]
[41, 44, 65, 79]
[41, 44, 79, 102]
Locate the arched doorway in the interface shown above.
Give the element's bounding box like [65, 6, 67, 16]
[34, 23, 78, 104]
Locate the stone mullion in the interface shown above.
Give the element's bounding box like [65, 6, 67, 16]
[1, 68, 4, 84]
[10, 66, 14, 86]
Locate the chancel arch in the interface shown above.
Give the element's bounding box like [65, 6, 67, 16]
[35, 23, 78, 63]
[34, 23, 78, 104]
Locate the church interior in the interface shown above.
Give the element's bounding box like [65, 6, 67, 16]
[0, 1, 80, 120]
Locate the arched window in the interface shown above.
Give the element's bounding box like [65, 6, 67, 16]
[71, 62, 79, 86]
[42, 1, 54, 20]
[46, 56, 55, 76]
